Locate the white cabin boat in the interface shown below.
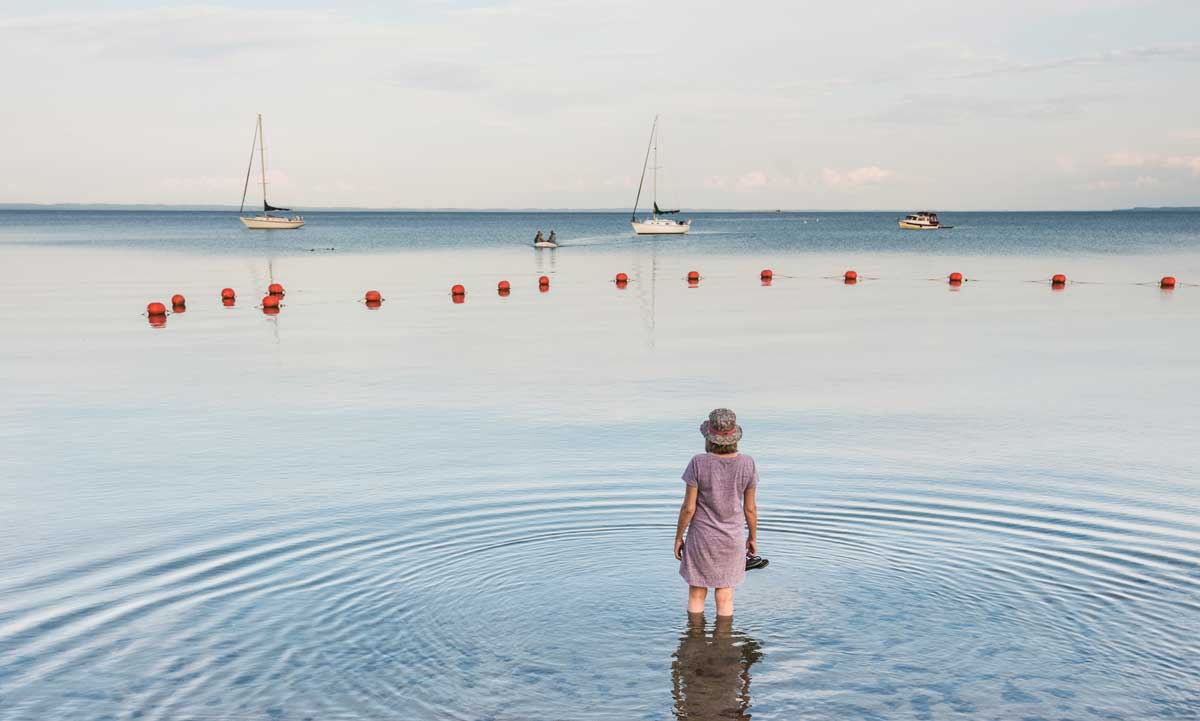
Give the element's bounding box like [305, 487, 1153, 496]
[898, 211, 945, 230]
[630, 116, 690, 235]
[238, 114, 305, 230]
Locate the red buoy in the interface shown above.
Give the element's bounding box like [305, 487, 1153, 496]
[539, 275, 550, 286]
[220, 287, 236, 300]
[1051, 274, 1067, 285]
[498, 280, 511, 291]
[268, 283, 285, 295]
[451, 284, 466, 296]
[687, 271, 700, 282]
[948, 272, 963, 283]
[364, 290, 382, 302]
[147, 302, 167, 316]
[761, 269, 773, 280]
[1161, 276, 1177, 288]
[171, 294, 186, 307]
[262, 295, 281, 309]
[844, 270, 858, 281]
[615, 272, 629, 283]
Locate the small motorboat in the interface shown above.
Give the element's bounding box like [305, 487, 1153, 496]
[533, 230, 558, 248]
[899, 211, 951, 230]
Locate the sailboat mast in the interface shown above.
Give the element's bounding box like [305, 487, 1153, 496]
[257, 114, 269, 213]
[652, 128, 658, 216]
[630, 116, 658, 222]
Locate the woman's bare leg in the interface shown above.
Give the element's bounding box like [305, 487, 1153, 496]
[714, 587, 734, 617]
[688, 585, 707, 613]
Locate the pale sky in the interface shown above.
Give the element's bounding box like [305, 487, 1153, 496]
[1, 1, 1198, 210]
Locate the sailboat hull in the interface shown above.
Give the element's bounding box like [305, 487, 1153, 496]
[631, 219, 690, 235]
[240, 216, 305, 230]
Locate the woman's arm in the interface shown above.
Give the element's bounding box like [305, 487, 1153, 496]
[743, 486, 758, 556]
[674, 485, 699, 560]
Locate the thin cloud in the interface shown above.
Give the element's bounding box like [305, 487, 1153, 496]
[1164, 155, 1200, 175]
[737, 171, 769, 189]
[1105, 152, 1200, 175]
[1106, 151, 1149, 167]
[951, 43, 1200, 80]
[864, 93, 1106, 126]
[822, 166, 893, 189]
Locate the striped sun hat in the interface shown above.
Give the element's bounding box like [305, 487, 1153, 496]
[700, 408, 742, 446]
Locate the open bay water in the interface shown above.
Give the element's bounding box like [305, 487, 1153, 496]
[0, 210, 1198, 720]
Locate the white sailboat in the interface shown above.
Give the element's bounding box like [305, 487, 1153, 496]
[239, 114, 304, 230]
[630, 116, 690, 235]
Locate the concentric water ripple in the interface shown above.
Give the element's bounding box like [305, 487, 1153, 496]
[2, 475, 1198, 720]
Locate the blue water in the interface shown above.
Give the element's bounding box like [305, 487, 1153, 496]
[2, 209, 1199, 255]
[0, 210, 1198, 720]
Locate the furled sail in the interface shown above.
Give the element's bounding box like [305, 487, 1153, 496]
[264, 202, 291, 212]
[654, 202, 679, 215]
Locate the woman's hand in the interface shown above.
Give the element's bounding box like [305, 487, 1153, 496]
[674, 537, 685, 560]
[746, 537, 757, 556]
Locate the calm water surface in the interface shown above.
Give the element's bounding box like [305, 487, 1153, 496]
[1, 211, 1198, 720]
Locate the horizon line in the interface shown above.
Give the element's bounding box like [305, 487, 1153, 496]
[1, 202, 1195, 213]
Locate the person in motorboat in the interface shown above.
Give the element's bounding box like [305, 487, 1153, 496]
[547, 230, 557, 244]
[534, 230, 545, 243]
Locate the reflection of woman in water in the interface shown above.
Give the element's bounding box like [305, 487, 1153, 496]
[671, 613, 763, 720]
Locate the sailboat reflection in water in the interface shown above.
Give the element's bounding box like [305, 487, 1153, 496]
[671, 613, 763, 720]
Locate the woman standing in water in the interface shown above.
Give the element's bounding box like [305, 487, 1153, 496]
[673, 408, 759, 617]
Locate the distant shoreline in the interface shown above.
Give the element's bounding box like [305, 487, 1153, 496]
[1, 203, 1196, 213]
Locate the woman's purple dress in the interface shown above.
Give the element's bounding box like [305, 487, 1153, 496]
[679, 453, 758, 589]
